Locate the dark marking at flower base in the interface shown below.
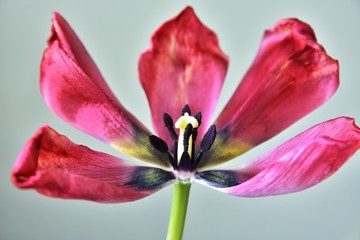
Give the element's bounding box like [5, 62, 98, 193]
[196, 170, 251, 188]
[126, 167, 175, 190]
[128, 122, 170, 167]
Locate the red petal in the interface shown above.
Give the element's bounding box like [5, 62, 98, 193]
[41, 13, 169, 167]
[210, 117, 360, 197]
[139, 7, 229, 144]
[11, 126, 174, 203]
[204, 18, 339, 167]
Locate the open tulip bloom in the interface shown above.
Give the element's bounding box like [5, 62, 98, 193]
[12, 6, 360, 240]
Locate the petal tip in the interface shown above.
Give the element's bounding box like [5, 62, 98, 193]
[48, 12, 65, 45]
[52, 12, 62, 21]
[178, 6, 197, 19]
[272, 18, 316, 41]
[11, 125, 51, 188]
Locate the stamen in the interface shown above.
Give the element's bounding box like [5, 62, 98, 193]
[200, 125, 216, 151]
[163, 113, 178, 140]
[183, 124, 193, 153]
[194, 112, 202, 126]
[182, 104, 191, 115]
[193, 125, 217, 170]
[154, 104, 218, 179]
[167, 152, 178, 170]
[192, 151, 203, 170]
[149, 135, 169, 153]
[173, 141, 178, 166]
[179, 152, 191, 172]
[192, 128, 198, 142]
[149, 135, 178, 170]
[192, 112, 202, 141]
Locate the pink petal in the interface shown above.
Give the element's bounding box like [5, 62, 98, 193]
[41, 13, 169, 167]
[12, 126, 174, 203]
[202, 18, 339, 168]
[200, 117, 360, 197]
[138, 7, 229, 145]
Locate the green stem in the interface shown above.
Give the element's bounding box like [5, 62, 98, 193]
[166, 182, 191, 240]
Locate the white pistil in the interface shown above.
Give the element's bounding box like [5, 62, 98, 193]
[174, 112, 199, 164]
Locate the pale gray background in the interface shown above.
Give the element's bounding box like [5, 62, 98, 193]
[1, 0, 360, 239]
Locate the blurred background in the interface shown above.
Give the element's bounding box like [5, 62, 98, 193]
[1, 0, 359, 239]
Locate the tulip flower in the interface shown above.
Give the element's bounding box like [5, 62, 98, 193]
[12, 6, 360, 240]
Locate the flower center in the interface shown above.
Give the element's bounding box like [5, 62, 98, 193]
[175, 112, 198, 164]
[149, 105, 217, 183]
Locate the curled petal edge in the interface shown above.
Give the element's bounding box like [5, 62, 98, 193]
[12, 126, 175, 203]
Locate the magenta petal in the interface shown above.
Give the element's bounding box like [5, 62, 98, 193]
[203, 18, 339, 168]
[201, 117, 360, 197]
[40, 13, 169, 167]
[11, 126, 174, 203]
[139, 7, 229, 144]
[48, 12, 116, 101]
